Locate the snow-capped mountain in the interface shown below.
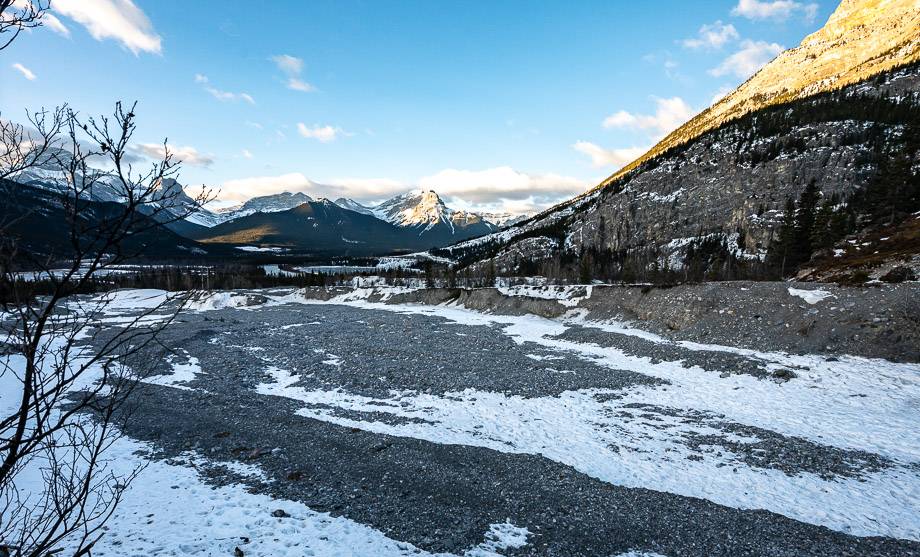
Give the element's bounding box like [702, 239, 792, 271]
[371, 190, 455, 230]
[334, 191, 500, 237]
[189, 190, 499, 253]
[10, 155, 126, 204]
[213, 191, 313, 224]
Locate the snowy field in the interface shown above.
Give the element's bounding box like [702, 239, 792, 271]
[5, 286, 919, 556]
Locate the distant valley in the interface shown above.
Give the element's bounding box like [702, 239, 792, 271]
[2, 170, 515, 258]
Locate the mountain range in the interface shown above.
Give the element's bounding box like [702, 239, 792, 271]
[183, 189, 499, 252]
[3, 163, 507, 257]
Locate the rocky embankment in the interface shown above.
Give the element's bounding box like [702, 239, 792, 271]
[300, 281, 920, 362]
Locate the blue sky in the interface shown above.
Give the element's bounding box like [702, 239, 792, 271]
[1, 0, 837, 213]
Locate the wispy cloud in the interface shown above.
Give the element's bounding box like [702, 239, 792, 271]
[11, 62, 36, 80]
[709, 39, 784, 78]
[271, 54, 303, 75]
[130, 143, 215, 167]
[573, 142, 648, 169]
[681, 21, 738, 50]
[271, 54, 316, 93]
[40, 12, 71, 37]
[603, 97, 696, 138]
[286, 78, 316, 92]
[297, 123, 344, 142]
[731, 0, 818, 22]
[53, 0, 161, 55]
[241, 149, 253, 159]
[194, 74, 255, 105]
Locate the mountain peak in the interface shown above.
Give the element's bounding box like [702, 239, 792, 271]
[372, 189, 450, 230]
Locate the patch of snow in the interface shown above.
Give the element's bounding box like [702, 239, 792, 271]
[38, 435, 449, 556]
[465, 522, 531, 557]
[142, 352, 202, 391]
[186, 292, 256, 312]
[236, 246, 287, 252]
[788, 288, 835, 304]
[496, 284, 593, 307]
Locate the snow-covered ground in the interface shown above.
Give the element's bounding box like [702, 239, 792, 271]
[5, 286, 920, 555]
[252, 291, 920, 541]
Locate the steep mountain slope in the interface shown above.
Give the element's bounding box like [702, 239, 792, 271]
[333, 198, 375, 215]
[8, 167, 217, 237]
[444, 0, 920, 282]
[0, 180, 224, 261]
[191, 200, 443, 255]
[11, 156, 128, 204]
[599, 0, 920, 190]
[212, 191, 314, 224]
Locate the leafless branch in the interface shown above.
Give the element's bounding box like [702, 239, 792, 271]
[0, 0, 49, 51]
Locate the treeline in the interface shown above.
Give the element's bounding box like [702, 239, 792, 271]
[2, 265, 423, 302]
[766, 124, 920, 278]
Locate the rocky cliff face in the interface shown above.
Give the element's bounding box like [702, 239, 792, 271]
[568, 66, 919, 255]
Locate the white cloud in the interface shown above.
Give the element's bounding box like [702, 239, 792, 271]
[130, 143, 214, 167]
[602, 97, 696, 138]
[573, 141, 647, 169]
[271, 54, 303, 75]
[207, 87, 255, 104]
[11, 62, 36, 80]
[286, 78, 316, 92]
[241, 149, 253, 159]
[219, 174, 406, 205]
[297, 123, 344, 142]
[220, 172, 319, 201]
[417, 167, 586, 206]
[42, 12, 71, 36]
[194, 74, 255, 105]
[731, 0, 818, 21]
[709, 39, 784, 78]
[271, 54, 316, 93]
[327, 178, 407, 198]
[681, 21, 739, 49]
[53, 0, 161, 55]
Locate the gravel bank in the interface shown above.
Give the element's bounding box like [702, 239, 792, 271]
[298, 281, 920, 362]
